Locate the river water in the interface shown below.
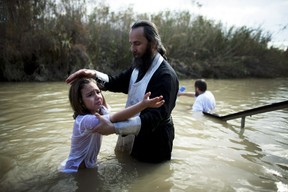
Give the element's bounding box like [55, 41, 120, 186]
[0, 78, 287, 192]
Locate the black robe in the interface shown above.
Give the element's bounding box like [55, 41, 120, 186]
[104, 59, 179, 163]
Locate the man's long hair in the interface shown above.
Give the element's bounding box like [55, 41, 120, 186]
[131, 20, 167, 77]
[131, 20, 167, 60]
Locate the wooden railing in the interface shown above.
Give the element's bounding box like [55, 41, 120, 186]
[203, 100, 288, 128]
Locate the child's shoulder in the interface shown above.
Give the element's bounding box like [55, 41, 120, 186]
[75, 114, 95, 122]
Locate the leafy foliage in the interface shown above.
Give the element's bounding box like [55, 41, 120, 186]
[1, 0, 287, 81]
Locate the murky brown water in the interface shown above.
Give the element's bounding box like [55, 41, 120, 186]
[0, 79, 287, 192]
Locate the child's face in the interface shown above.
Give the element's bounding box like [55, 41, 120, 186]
[81, 82, 103, 114]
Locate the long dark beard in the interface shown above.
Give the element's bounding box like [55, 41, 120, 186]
[132, 44, 154, 73]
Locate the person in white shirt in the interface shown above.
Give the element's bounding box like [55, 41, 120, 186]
[178, 79, 216, 112]
[59, 77, 164, 173]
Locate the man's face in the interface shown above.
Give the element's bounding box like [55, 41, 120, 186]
[129, 27, 153, 70]
[195, 87, 200, 97]
[129, 27, 149, 58]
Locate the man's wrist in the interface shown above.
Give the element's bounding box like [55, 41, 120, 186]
[95, 71, 109, 88]
[92, 70, 97, 79]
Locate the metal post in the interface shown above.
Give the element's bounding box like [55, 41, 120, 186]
[241, 116, 246, 128]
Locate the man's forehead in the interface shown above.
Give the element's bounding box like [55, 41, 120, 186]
[131, 26, 144, 32]
[129, 27, 146, 41]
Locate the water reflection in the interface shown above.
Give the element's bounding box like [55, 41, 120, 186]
[57, 156, 174, 192]
[0, 79, 287, 191]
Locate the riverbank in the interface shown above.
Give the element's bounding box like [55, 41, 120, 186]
[2, 1, 288, 81]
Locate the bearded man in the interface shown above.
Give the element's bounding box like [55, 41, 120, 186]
[66, 20, 179, 163]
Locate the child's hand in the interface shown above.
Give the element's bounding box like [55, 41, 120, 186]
[92, 113, 115, 135]
[143, 92, 165, 108]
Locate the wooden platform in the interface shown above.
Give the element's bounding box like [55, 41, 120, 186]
[203, 100, 288, 128]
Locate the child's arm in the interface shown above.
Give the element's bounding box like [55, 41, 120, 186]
[109, 92, 164, 123]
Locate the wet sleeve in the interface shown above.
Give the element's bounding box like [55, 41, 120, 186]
[114, 116, 141, 136]
[79, 114, 110, 133]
